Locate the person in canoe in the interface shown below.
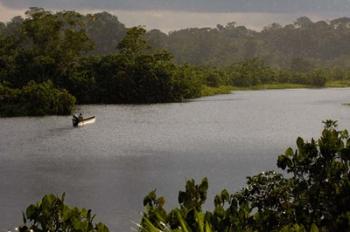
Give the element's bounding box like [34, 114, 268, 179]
[72, 113, 83, 126]
[72, 113, 80, 121]
[72, 113, 95, 127]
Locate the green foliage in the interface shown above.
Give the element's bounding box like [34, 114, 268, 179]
[0, 81, 75, 116]
[2, 9, 349, 111]
[117, 26, 150, 56]
[18, 193, 109, 232]
[200, 86, 232, 97]
[139, 178, 212, 232]
[0, 15, 205, 106]
[3, 12, 344, 70]
[68, 28, 202, 104]
[140, 120, 350, 232]
[0, 8, 93, 88]
[173, 65, 202, 100]
[227, 59, 275, 87]
[306, 70, 327, 87]
[84, 12, 126, 55]
[145, 17, 350, 69]
[277, 120, 350, 231]
[225, 59, 329, 88]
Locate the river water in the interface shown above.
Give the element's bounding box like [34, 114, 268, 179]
[1, 88, 350, 231]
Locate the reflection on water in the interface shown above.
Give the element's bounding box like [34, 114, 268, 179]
[1, 88, 350, 231]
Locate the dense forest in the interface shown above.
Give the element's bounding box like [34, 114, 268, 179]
[0, 81, 75, 116]
[0, 8, 204, 116]
[147, 17, 350, 68]
[15, 120, 350, 231]
[2, 8, 350, 116]
[3, 11, 350, 68]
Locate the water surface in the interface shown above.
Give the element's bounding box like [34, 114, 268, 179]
[1, 88, 350, 231]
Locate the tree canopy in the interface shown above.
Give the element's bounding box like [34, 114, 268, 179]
[2, 9, 350, 116]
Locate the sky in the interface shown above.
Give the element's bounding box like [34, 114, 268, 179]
[0, 0, 349, 32]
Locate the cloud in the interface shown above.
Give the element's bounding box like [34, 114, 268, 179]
[1, 0, 350, 14]
[0, 2, 24, 22]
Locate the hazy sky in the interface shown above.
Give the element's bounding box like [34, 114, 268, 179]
[0, 0, 349, 32]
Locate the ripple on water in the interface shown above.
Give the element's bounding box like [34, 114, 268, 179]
[1, 88, 350, 231]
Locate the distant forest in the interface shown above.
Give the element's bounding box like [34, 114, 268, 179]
[2, 10, 350, 69]
[148, 17, 350, 69]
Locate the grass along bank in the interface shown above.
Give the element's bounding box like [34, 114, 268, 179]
[230, 80, 350, 91]
[231, 83, 309, 90]
[200, 85, 233, 97]
[325, 80, 350, 88]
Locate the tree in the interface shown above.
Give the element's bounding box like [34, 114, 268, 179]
[85, 12, 127, 55]
[117, 26, 150, 57]
[0, 80, 76, 116]
[0, 8, 93, 87]
[290, 58, 314, 73]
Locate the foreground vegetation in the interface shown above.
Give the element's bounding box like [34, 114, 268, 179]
[15, 120, 350, 231]
[139, 120, 350, 232]
[17, 193, 109, 232]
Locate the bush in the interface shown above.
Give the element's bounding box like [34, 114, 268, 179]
[0, 80, 76, 117]
[306, 70, 327, 87]
[18, 193, 109, 232]
[139, 120, 350, 232]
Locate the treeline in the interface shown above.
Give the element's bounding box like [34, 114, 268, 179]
[68, 37, 203, 104]
[4, 10, 350, 68]
[225, 59, 327, 87]
[148, 17, 350, 68]
[0, 81, 75, 117]
[14, 121, 350, 231]
[0, 8, 205, 116]
[2, 8, 350, 116]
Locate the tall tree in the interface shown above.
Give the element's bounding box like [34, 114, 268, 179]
[0, 8, 93, 87]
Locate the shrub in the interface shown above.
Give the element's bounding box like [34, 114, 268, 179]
[0, 80, 75, 117]
[139, 120, 350, 232]
[18, 193, 109, 232]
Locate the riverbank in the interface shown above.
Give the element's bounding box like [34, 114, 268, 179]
[231, 81, 350, 91]
[325, 80, 350, 88]
[231, 83, 308, 90]
[2, 81, 350, 117]
[200, 85, 234, 96]
[188, 81, 350, 98]
[0, 81, 76, 117]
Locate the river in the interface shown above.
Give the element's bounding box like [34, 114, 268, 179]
[1, 88, 350, 231]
